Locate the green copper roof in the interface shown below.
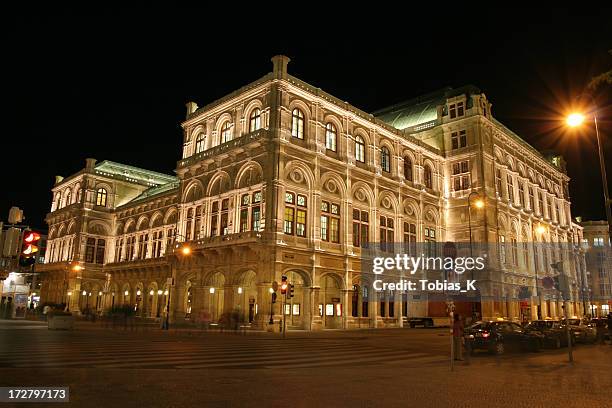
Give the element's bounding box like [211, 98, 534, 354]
[129, 181, 180, 204]
[373, 85, 482, 130]
[94, 160, 177, 187]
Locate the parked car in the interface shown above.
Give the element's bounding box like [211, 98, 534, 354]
[524, 319, 571, 348]
[562, 318, 597, 344]
[465, 320, 544, 354]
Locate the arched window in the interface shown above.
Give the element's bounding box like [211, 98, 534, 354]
[55, 195, 61, 210]
[220, 121, 232, 143]
[381, 147, 391, 173]
[325, 123, 337, 151]
[96, 188, 107, 207]
[424, 165, 433, 189]
[404, 156, 413, 181]
[291, 108, 304, 139]
[355, 136, 365, 163]
[249, 108, 261, 132]
[65, 190, 71, 207]
[195, 133, 206, 154]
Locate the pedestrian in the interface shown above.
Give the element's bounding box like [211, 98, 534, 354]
[453, 314, 464, 361]
[595, 317, 606, 344]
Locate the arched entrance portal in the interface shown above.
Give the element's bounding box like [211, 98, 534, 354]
[320, 274, 343, 329]
[208, 272, 225, 322]
[235, 270, 257, 324]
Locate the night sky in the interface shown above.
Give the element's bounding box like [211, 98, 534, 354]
[3, 7, 611, 230]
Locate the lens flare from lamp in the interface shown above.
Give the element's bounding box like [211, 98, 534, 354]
[566, 113, 585, 127]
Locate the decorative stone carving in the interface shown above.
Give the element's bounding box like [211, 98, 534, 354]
[290, 170, 304, 184]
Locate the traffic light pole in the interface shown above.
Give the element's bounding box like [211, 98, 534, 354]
[563, 302, 574, 363]
[282, 291, 287, 339]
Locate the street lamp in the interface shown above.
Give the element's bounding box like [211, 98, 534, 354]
[157, 289, 163, 318]
[566, 106, 612, 245]
[269, 287, 275, 325]
[467, 192, 485, 259]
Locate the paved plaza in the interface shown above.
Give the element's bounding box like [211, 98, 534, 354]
[1, 320, 611, 407]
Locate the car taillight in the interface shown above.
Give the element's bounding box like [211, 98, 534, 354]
[482, 332, 490, 338]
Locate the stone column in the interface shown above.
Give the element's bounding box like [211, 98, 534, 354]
[311, 286, 322, 330]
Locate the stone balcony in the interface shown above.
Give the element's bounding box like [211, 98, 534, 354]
[175, 230, 265, 252]
[177, 128, 268, 169]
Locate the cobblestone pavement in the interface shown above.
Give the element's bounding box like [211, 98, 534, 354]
[1, 320, 611, 407]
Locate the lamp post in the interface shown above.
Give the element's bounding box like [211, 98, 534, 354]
[566, 107, 612, 245]
[533, 223, 547, 319]
[63, 263, 83, 311]
[467, 192, 485, 259]
[157, 289, 163, 318]
[467, 192, 484, 319]
[269, 287, 275, 325]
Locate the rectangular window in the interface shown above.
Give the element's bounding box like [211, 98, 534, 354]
[507, 174, 514, 203]
[296, 209, 306, 237]
[496, 168, 503, 196]
[424, 227, 436, 257]
[538, 190, 544, 216]
[403, 222, 416, 255]
[284, 192, 307, 237]
[452, 160, 470, 191]
[284, 207, 294, 234]
[85, 238, 95, 263]
[220, 213, 228, 236]
[240, 209, 248, 233]
[251, 206, 261, 231]
[321, 200, 340, 243]
[499, 235, 506, 264]
[353, 209, 369, 248]
[451, 130, 467, 150]
[321, 215, 329, 241]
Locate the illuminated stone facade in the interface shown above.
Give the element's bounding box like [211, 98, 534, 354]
[580, 221, 611, 316]
[37, 55, 588, 329]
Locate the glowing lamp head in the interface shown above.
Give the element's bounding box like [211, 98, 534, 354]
[72, 265, 83, 272]
[82, 290, 87, 296]
[536, 225, 546, 235]
[474, 199, 485, 209]
[158, 290, 163, 295]
[124, 290, 129, 296]
[269, 288, 274, 294]
[566, 113, 585, 127]
[149, 290, 154, 296]
[181, 246, 191, 255]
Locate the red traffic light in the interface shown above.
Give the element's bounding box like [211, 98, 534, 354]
[24, 232, 41, 243]
[20, 230, 41, 267]
[281, 275, 288, 294]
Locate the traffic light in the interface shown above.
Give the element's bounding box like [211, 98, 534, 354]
[288, 284, 295, 299]
[280, 275, 288, 295]
[19, 230, 41, 267]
